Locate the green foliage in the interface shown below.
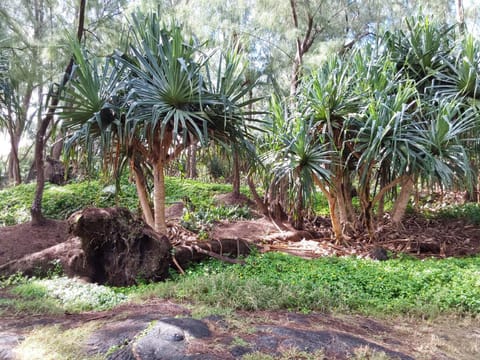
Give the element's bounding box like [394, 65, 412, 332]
[312, 192, 330, 215]
[131, 253, 480, 317]
[0, 177, 249, 226]
[37, 277, 127, 312]
[180, 205, 252, 233]
[10, 281, 48, 299]
[0, 272, 29, 289]
[0, 180, 135, 225]
[436, 203, 480, 225]
[164, 177, 248, 207]
[0, 183, 35, 224]
[2, 276, 127, 314]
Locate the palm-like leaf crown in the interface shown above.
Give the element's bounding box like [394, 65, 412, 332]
[61, 12, 261, 176]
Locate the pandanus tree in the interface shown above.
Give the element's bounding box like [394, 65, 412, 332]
[266, 115, 332, 229]
[270, 17, 479, 242]
[60, 13, 259, 234]
[343, 18, 476, 241]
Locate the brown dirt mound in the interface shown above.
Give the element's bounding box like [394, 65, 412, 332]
[0, 220, 68, 266]
[213, 192, 253, 207]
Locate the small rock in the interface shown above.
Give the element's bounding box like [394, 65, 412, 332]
[369, 247, 389, 261]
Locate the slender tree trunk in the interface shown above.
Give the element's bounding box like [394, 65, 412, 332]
[290, 60, 301, 97]
[132, 160, 154, 228]
[186, 142, 197, 178]
[288, 0, 317, 96]
[327, 195, 343, 243]
[7, 132, 21, 185]
[247, 174, 269, 216]
[30, 0, 86, 225]
[293, 181, 304, 229]
[456, 0, 465, 34]
[153, 159, 167, 234]
[232, 148, 240, 197]
[391, 177, 414, 225]
[377, 194, 385, 221]
[314, 176, 343, 242]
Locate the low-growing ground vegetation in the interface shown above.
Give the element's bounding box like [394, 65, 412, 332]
[1, 179, 480, 359]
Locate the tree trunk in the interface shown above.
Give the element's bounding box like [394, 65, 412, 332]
[377, 193, 385, 221]
[7, 132, 21, 185]
[327, 194, 343, 243]
[132, 160, 154, 228]
[247, 174, 269, 216]
[30, 0, 86, 225]
[232, 148, 240, 197]
[186, 142, 197, 179]
[288, 0, 317, 97]
[293, 181, 304, 229]
[456, 0, 465, 34]
[290, 59, 301, 97]
[153, 159, 167, 234]
[391, 177, 414, 226]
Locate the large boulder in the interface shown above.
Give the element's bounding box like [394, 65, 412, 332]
[68, 207, 171, 286]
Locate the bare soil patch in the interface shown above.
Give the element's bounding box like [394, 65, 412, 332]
[0, 220, 68, 266]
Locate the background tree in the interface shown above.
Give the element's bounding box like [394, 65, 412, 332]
[30, 0, 86, 225]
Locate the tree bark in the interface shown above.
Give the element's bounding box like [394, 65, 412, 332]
[456, 0, 465, 34]
[7, 131, 21, 185]
[293, 180, 304, 230]
[186, 142, 197, 179]
[153, 159, 167, 234]
[247, 174, 269, 216]
[232, 148, 241, 197]
[132, 159, 154, 228]
[313, 176, 343, 242]
[30, 0, 86, 225]
[327, 194, 343, 243]
[391, 177, 414, 225]
[288, 0, 319, 96]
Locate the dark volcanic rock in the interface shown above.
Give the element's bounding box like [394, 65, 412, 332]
[131, 318, 211, 360]
[254, 326, 414, 359]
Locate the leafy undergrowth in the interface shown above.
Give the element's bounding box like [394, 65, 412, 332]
[0, 275, 127, 315]
[129, 252, 480, 318]
[435, 203, 480, 225]
[0, 177, 250, 226]
[2, 253, 479, 318]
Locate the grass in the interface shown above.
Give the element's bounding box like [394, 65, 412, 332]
[126, 252, 480, 318]
[242, 349, 326, 360]
[14, 323, 102, 360]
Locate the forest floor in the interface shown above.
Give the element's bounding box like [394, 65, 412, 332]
[1, 212, 480, 266]
[1, 209, 480, 359]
